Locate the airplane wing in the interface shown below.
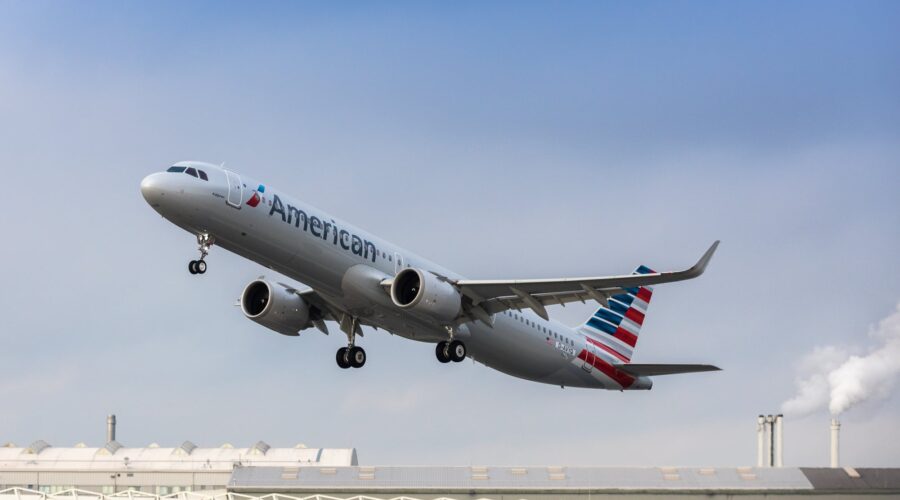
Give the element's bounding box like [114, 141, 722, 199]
[279, 282, 374, 338]
[452, 241, 719, 323]
[616, 364, 721, 377]
[275, 283, 336, 335]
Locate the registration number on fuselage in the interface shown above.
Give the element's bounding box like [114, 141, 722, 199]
[554, 341, 577, 357]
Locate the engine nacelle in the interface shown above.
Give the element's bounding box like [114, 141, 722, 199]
[390, 268, 462, 322]
[241, 279, 312, 336]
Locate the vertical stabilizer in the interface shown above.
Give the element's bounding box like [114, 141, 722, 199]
[577, 265, 655, 363]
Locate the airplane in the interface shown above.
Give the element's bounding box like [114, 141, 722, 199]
[141, 161, 721, 390]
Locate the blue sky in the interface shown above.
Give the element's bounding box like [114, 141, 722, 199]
[1, 1, 898, 466]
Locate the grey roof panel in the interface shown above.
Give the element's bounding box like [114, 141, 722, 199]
[229, 466, 814, 492]
[801, 468, 900, 491]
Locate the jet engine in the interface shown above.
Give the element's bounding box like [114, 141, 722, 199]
[241, 279, 312, 336]
[390, 268, 461, 322]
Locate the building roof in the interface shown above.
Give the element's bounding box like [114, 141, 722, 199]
[0, 443, 357, 471]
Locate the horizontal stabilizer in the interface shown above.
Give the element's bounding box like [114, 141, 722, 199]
[617, 364, 721, 377]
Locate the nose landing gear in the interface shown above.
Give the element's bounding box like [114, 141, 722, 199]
[188, 233, 214, 275]
[188, 260, 207, 274]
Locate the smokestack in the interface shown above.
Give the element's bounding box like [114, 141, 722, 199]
[757, 415, 766, 467]
[765, 415, 775, 467]
[106, 414, 116, 444]
[774, 415, 784, 467]
[830, 418, 840, 468]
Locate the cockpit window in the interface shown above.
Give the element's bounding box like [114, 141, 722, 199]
[198, 170, 208, 181]
[185, 167, 198, 178]
[167, 166, 186, 173]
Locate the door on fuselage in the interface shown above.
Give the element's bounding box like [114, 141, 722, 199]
[582, 342, 596, 373]
[225, 170, 242, 209]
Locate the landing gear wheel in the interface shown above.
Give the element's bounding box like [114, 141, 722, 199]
[435, 341, 451, 363]
[189, 233, 214, 275]
[449, 340, 466, 362]
[336, 347, 351, 369]
[349, 346, 366, 368]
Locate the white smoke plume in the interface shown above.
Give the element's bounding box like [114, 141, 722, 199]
[782, 301, 900, 416]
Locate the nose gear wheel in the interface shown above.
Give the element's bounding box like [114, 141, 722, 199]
[188, 233, 214, 275]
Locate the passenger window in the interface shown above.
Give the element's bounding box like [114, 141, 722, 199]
[167, 166, 186, 173]
[185, 167, 198, 178]
[198, 170, 208, 181]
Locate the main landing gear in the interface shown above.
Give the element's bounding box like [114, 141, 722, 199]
[336, 345, 366, 369]
[436, 340, 467, 363]
[336, 316, 366, 369]
[188, 233, 214, 275]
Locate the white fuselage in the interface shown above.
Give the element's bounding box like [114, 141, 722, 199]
[141, 162, 652, 390]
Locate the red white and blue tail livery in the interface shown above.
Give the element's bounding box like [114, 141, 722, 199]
[578, 265, 656, 363]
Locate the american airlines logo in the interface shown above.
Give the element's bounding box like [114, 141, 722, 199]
[268, 194, 379, 262]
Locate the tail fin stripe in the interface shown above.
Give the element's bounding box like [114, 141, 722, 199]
[630, 298, 649, 314]
[582, 329, 634, 359]
[617, 317, 641, 335]
[587, 317, 618, 335]
[624, 308, 645, 326]
[587, 337, 630, 363]
[608, 300, 629, 315]
[585, 318, 638, 347]
[613, 327, 638, 347]
[612, 294, 634, 306]
[636, 287, 653, 302]
[595, 308, 625, 325]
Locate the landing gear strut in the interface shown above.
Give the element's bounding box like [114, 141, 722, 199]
[188, 233, 214, 275]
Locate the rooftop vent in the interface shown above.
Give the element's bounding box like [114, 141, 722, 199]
[148, 443, 160, 449]
[249, 441, 270, 455]
[26, 440, 51, 455]
[74, 442, 87, 448]
[103, 440, 123, 455]
[174, 441, 197, 456]
[220, 443, 234, 449]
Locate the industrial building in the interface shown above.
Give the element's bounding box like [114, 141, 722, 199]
[2, 416, 899, 499]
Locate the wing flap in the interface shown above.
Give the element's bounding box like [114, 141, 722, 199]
[616, 364, 721, 377]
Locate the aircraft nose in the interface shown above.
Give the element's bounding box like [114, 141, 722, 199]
[140, 172, 166, 206]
